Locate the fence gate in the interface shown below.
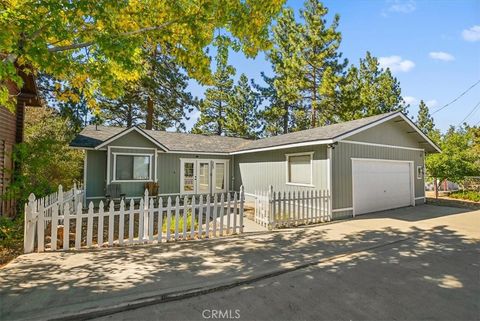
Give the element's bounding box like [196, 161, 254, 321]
[254, 186, 331, 229]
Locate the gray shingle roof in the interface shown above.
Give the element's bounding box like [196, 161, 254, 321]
[70, 111, 403, 153]
[70, 125, 250, 153]
[235, 112, 398, 152]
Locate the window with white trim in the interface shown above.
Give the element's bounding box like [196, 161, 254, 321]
[286, 152, 313, 186]
[114, 154, 152, 181]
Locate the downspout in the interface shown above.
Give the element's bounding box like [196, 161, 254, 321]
[327, 145, 333, 220]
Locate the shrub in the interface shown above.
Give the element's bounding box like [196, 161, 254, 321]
[449, 190, 480, 203]
[0, 216, 24, 266]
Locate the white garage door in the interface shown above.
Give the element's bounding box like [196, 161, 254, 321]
[352, 159, 413, 215]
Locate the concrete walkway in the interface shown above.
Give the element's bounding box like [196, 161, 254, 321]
[0, 205, 478, 321]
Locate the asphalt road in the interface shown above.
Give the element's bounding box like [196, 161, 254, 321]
[92, 208, 479, 321]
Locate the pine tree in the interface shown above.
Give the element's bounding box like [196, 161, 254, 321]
[416, 100, 436, 135]
[193, 37, 236, 135]
[338, 52, 407, 121]
[298, 0, 347, 127]
[99, 50, 196, 131]
[225, 74, 261, 138]
[261, 8, 304, 135]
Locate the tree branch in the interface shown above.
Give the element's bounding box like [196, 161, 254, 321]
[47, 19, 181, 53]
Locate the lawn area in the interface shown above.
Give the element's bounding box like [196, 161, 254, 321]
[448, 190, 480, 203]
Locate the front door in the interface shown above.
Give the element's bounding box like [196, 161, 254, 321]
[180, 159, 228, 194]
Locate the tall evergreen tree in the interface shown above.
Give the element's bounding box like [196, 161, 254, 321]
[193, 37, 236, 135]
[99, 50, 196, 131]
[338, 52, 407, 121]
[225, 74, 261, 138]
[262, 1, 347, 132]
[416, 100, 435, 134]
[298, 0, 347, 127]
[262, 8, 305, 135]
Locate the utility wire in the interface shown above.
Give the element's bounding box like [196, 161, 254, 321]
[459, 101, 480, 125]
[432, 79, 480, 115]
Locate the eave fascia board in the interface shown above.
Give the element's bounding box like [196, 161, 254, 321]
[230, 139, 334, 155]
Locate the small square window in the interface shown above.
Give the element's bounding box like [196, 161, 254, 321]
[286, 153, 313, 186]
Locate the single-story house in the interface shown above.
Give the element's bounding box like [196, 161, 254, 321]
[70, 111, 440, 219]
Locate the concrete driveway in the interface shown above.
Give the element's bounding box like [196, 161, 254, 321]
[0, 205, 478, 321]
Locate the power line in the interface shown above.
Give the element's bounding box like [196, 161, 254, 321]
[432, 79, 480, 115]
[459, 101, 480, 125]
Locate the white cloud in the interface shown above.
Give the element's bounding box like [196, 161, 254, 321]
[429, 51, 455, 62]
[403, 96, 418, 105]
[387, 0, 416, 13]
[462, 25, 480, 42]
[425, 99, 438, 108]
[379, 56, 415, 72]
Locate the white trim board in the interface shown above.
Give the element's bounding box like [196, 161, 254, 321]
[231, 139, 334, 155]
[332, 207, 353, 213]
[340, 140, 425, 151]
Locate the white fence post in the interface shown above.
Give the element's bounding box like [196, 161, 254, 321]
[144, 189, 149, 240]
[24, 193, 37, 253]
[239, 186, 244, 233]
[58, 185, 64, 215]
[268, 185, 274, 230]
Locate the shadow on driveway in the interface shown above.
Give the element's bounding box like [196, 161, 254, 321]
[0, 205, 478, 321]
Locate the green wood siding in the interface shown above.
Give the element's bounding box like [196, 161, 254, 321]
[234, 145, 329, 194]
[347, 120, 421, 148]
[107, 130, 158, 148]
[157, 153, 232, 194]
[85, 150, 106, 198]
[332, 142, 425, 219]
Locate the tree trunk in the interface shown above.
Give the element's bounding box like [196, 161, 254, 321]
[146, 97, 154, 130]
[218, 101, 223, 135]
[283, 102, 288, 134]
[311, 70, 317, 128]
[434, 177, 438, 199]
[126, 104, 133, 128]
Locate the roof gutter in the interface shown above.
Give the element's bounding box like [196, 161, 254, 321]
[229, 139, 334, 155]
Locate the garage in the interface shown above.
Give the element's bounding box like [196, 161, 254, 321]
[352, 158, 414, 215]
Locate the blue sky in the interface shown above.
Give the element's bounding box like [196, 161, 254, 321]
[186, 0, 480, 132]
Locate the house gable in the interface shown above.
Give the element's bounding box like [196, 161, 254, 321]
[345, 118, 421, 149]
[95, 127, 167, 151]
[105, 130, 158, 149]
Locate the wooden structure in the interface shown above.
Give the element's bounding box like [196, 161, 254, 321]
[0, 69, 41, 216]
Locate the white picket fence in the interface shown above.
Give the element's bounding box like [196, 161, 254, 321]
[24, 186, 245, 253]
[254, 186, 331, 229]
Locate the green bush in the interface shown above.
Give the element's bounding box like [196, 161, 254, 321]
[0, 216, 24, 266]
[449, 190, 480, 203]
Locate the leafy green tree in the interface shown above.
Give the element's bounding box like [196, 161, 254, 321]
[338, 52, 406, 121]
[225, 74, 261, 138]
[37, 73, 90, 133]
[6, 107, 83, 203]
[426, 125, 480, 198]
[99, 50, 197, 131]
[193, 37, 236, 135]
[0, 0, 284, 111]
